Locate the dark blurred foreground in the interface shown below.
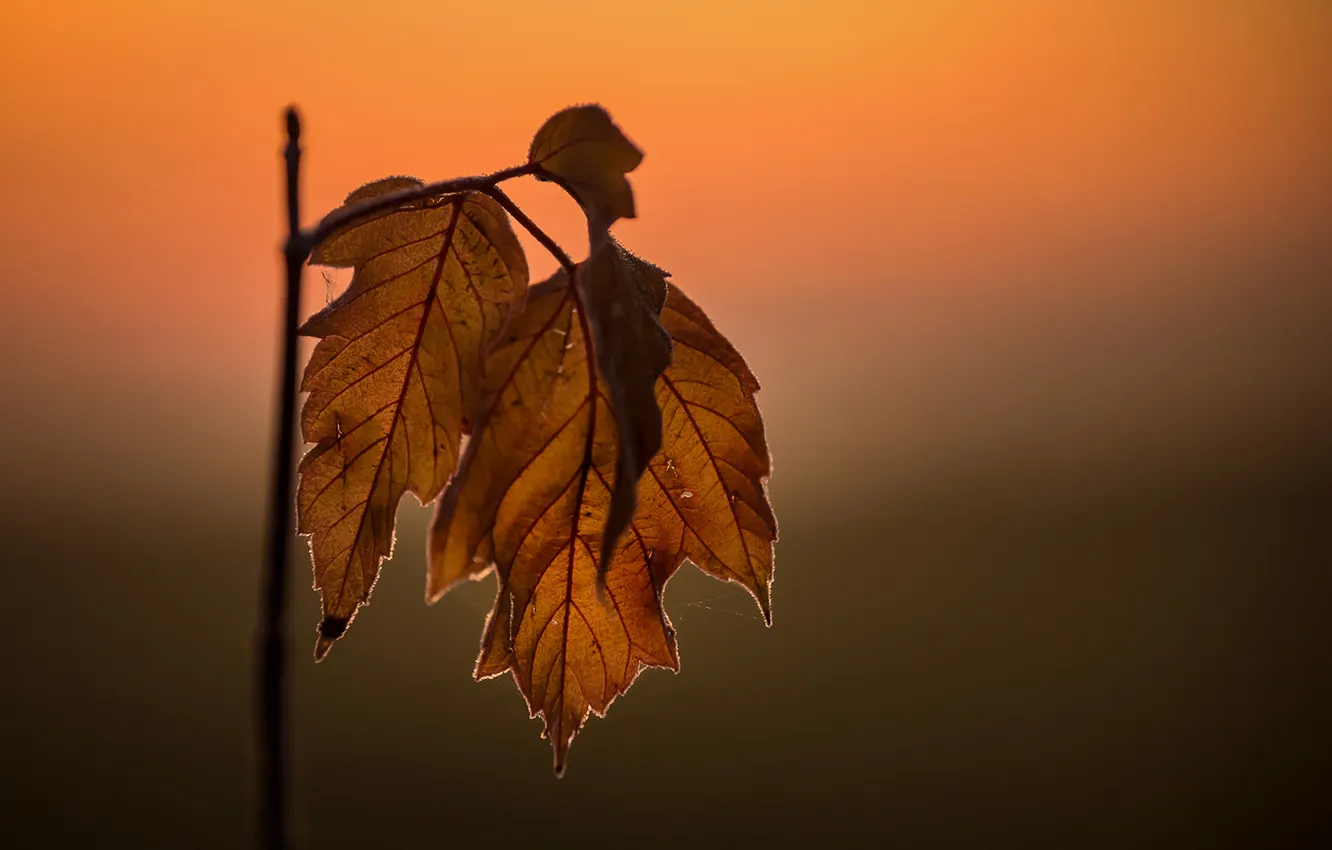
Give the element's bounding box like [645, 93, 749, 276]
[6, 278, 1330, 847]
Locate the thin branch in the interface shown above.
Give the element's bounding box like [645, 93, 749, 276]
[527, 163, 583, 214]
[259, 106, 303, 850]
[482, 185, 577, 272]
[481, 188, 601, 605]
[475, 187, 591, 469]
[296, 163, 537, 260]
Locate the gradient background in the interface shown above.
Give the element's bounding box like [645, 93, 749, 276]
[3, 1, 1331, 846]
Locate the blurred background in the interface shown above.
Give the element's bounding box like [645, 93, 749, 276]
[3, 0, 1330, 846]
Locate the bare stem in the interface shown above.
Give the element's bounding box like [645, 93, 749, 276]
[288, 160, 579, 285]
[481, 187, 601, 605]
[259, 106, 303, 850]
[475, 186, 591, 445]
[295, 163, 538, 261]
[482, 185, 577, 272]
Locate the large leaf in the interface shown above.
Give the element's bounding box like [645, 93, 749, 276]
[427, 274, 672, 775]
[297, 179, 528, 658]
[428, 254, 774, 772]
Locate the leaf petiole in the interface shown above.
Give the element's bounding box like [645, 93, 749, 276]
[295, 162, 538, 262]
[480, 185, 576, 273]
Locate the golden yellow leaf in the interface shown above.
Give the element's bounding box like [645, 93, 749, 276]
[297, 178, 528, 659]
[528, 105, 643, 230]
[651, 284, 777, 620]
[428, 252, 773, 773]
[428, 274, 676, 774]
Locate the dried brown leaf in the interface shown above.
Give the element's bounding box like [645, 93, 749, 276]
[428, 252, 773, 772]
[579, 240, 672, 572]
[428, 274, 674, 774]
[528, 105, 643, 231]
[651, 284, 777, 620]
[297, 179, 528, 658]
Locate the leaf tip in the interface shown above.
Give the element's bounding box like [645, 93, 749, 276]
[313, 616, 348, 661]
[424, 575, 445, 606]
[313, 636, 333, 661]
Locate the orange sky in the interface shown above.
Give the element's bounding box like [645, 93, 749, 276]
[2, 0, 1329, 427]
[9, 7, 1332, 841]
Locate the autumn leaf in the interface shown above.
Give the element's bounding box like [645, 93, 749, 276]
[428, 246, 773, 772]
[579, 240, 673, 573]
[297, 178, 528, 658]
[424, 272, 662, 775]
[528, 104, 643, 231]
[650, 284, 778, 620]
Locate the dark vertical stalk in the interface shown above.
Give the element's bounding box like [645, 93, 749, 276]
[259, 106, 302, 850]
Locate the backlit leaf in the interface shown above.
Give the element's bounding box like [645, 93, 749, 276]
[650, 284, 777, 620]
[578, 239, 672, 572]
[528, 105, 643, 231]
[297, 179, 528, 658]
[428, 275, 675, 774]
[428, 255, 773, 772]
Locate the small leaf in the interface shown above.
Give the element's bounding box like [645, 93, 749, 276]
[297, 179, 528, 658]
[528, 105, 643, 232]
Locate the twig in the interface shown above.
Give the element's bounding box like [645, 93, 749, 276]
[259, 105, 303, 850]
[481, 185, 577, 272]
[296, 164, 537, 260]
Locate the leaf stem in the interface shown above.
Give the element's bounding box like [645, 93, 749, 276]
[259, 106, 303, 850]
[296, 163, 538, 261]
[482, 187, 602, 603]
[480, 185, 576, 273]
[476, 186, 594, 407]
